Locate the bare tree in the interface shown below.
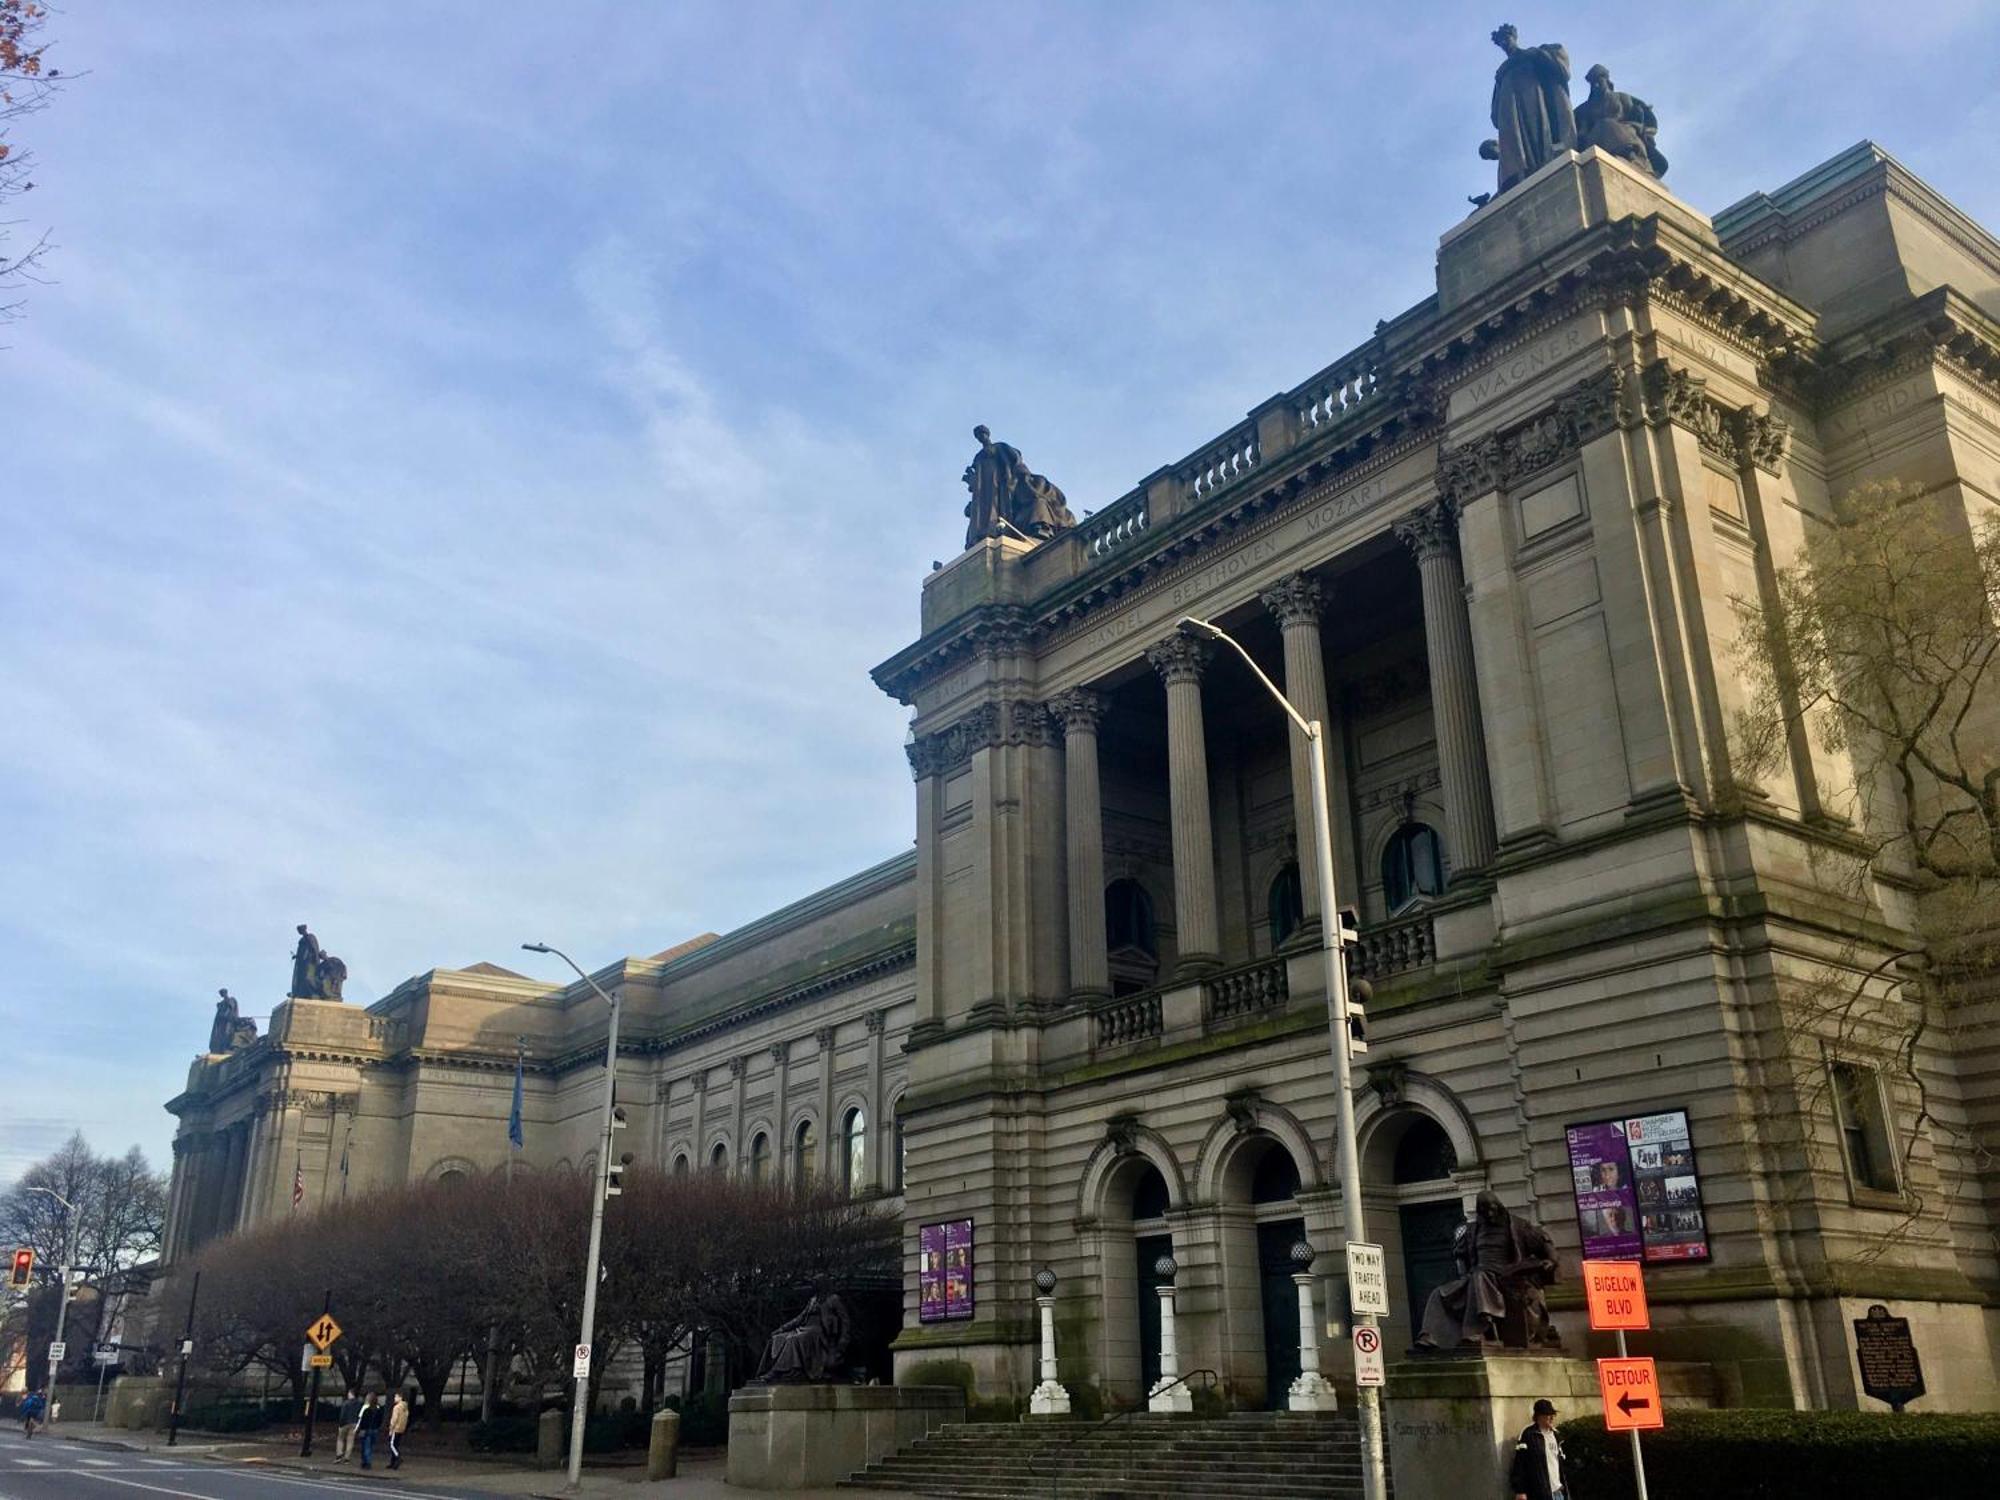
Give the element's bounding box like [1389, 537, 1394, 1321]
[0, 0, 62, 322]
[1733, 479, 2000, 1255]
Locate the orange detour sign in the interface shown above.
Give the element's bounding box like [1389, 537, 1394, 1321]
[1582, 1260, 1649, 1331]
[1597, 1356, 1664, 1432]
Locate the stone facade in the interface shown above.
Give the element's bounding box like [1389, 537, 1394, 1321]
[163, 142, 2000, 1420]
[871, 144, 2000, 1414]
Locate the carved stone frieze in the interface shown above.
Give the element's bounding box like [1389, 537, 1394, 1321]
[1436, 365, 1632, 504]
[907, 698, 1059, 780]
[1146, 633, 1211, 686]
[1260, 572, 1324, 630]
[1346, 658, 1431, 717]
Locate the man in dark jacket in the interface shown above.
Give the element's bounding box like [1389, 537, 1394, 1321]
[355, 1393, 384, 1469]
[335, 1389, 361, 1463]
[1510, 1398, 1569, 1500]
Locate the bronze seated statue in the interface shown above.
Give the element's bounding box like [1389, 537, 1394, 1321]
[753, 1287, 854, 1384]
[1410, 1190, 1563, 1353]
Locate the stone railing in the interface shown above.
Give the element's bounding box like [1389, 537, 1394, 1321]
[1290, 340, 1388, 438]
[1095, 990, 1162, 1047]
[1078, 487, 1150, 561]
[1176, 418, 1261, 506]
[1355, 911, 1436, 979]
[1207, 955, 1290, 1024]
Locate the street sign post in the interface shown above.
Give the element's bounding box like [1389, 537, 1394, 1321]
[1352, 1324, 1386, 1387]
[1582, 1260, 1649, 1331]
[573, 1343, 592, 1379]
[300, 1292, 334, 1459]
[309, 1353, 333, 1370]
[1597, 1357, 1664, 1432]
[306, 1314, 343, 1351]
[1345, 1242, 1389, 1318]
[46, 1340, 66, 1362]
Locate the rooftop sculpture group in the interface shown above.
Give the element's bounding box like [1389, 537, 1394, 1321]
[962, 425, 1075, 550]
[207, 989, 258, 1054]
[1478, 23, 1666, 203]
[289, 923, 348, 1001]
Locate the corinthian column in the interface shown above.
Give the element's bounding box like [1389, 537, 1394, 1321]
[1147, 635, 1220, 974]
[1260, 572, 1360, 928]
[1395, 499, 1497, 876]
[1049, 687, 1110, 999]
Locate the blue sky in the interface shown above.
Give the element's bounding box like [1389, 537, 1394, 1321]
[4, 2, 1998, 1180]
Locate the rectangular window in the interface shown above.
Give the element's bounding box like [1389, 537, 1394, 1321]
[1832, 1063, 1899, 1194]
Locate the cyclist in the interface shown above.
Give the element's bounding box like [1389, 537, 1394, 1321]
[20, 1389, 47, 1438]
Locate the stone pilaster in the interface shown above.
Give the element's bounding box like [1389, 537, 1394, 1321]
[1394, 500, 1498, 877]
[816, 1026, 837, 1181]
[770, 1042, 791, 1182]
[865, 1012, 887, 1191]
[1049, 687, 1110, 998]
[729, 1057, 748, 1179]
[1260, 573, 1360, 926]
[691, 1066, 709, 1169]
[1147, 634, 1221, 974]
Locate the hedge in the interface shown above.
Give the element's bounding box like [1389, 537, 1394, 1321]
[1559, 1408, 2000, 1498]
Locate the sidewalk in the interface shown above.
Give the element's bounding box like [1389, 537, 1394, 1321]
[48, 1420, 895, 1498]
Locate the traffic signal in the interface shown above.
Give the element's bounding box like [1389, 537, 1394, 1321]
[1336, 908, 1372, 1057]
[605, 1151, 635, 1198]
[8, 1248, 31, 1288]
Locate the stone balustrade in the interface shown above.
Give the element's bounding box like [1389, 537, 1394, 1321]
[1207, 955, 1290, 1023]
[1177, 419, 1260, 505]
[1078, 488, 1150, 561]
[1291, 341, 1386, 436]
[1355, 910, 1436, 978]
[1094, 990, 1163, 1047]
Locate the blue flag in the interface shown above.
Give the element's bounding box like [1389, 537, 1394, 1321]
[508, 1054, 525, 1149]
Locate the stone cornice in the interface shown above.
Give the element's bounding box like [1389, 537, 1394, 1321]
[872, 604, 1033, 707]
[1813, 286, 2000, 411]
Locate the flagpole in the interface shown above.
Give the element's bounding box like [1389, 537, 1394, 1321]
[484, 1035, 527, 1424]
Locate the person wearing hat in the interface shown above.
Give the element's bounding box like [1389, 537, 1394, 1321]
[1510, 1397, 1569, 1500]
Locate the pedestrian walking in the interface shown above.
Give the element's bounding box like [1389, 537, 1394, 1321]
[386, 1389, 411, 1469]
[1510, 1397, 1569, 1500]
[19, 1390, 46, 1438]
[335, 1388, 361, 1462]
[355, 1392, 383, 1469]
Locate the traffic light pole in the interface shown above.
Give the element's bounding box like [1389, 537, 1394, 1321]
[299, 1289, 330, 1458]
[1308, 724, 1387, 1500]
[168, 1270, 199, 1447]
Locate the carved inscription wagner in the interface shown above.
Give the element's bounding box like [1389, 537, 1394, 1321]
[1455, 323, 1589, 411]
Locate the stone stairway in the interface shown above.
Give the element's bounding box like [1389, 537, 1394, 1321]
[843, 1412, 1376, 1499]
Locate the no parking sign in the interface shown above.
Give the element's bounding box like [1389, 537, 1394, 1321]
[1352, 1324, 1385, 1387]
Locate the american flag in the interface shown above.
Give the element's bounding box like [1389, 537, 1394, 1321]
[292, 1153, 305, 1210]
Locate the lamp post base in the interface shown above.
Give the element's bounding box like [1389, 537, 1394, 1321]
[1147, 1379, 1194, 1415]
[1029, 1380, 1072, 1416]
[1287, 1372, 1340, 1412]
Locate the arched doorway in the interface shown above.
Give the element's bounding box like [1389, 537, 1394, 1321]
[1132, 1164, 1171, 1391]
[1216, 1130, 1307, 1408]
[1089, 1152, 1177, 1404]
[1365, 1111, 1464, 1332]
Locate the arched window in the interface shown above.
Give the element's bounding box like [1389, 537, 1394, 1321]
[1268, 862, 1304, 948]
[436, 1168, 467, 1187]
[1250, 1142, 1302, 1205]
[1131, 1163, 1170, 1222]
[1392, 1116, 1458, 1185]
[1105, 879, 1157, 957]
[672, 1153, 690, 1177]
[794, 1118, 818, 1184]
[842, 1108, 867, 1195]
[709, 1141, 729, 1174]
[750, 1132, 771, 1184]
[1381, 823, 1445, 911]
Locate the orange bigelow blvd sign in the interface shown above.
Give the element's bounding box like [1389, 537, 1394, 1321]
[1582, 1259, 1650, 1331]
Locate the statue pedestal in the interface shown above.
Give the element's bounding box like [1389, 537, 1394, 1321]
[726, 1384, 964, 1491]
[1384, 1353, 1596, 1500]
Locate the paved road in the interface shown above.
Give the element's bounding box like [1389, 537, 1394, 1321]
[0, 1430, 519, 1500]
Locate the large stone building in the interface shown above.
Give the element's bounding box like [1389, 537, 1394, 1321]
[164, 135, 2000, 1416]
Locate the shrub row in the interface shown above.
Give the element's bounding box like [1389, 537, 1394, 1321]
[1559, 1408, 2000, 1498]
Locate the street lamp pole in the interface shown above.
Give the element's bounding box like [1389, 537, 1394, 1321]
[1178, 616, 1386, 1500]
[522, 942, 624, 1494]
[24, 1186, 78, 1415]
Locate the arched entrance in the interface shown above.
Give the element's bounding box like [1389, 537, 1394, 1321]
[1216, 1131, 1307, 1408]
[1085, 1149, 1180, 1404]
[1362, 1109, 1466, 1332]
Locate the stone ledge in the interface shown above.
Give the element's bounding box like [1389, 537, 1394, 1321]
[725, 1383, 965, 1490]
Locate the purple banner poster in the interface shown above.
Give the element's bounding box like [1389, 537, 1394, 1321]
[918, 1222, 948, 1322]
[944, 1219, 974, 1319]
[1565, 1120, 1644, 1260]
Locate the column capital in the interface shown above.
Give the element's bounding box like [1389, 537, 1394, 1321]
[1260, 572, 1325, 630]
[769, 1042, 788, 1065]
[1047, 686, 1106, 734]
[727, 1056, 747, 1080]
[815, 1026, 837, 1051]
[1147, 634, 1212, 686]
[864, 1010, 888, 1035]
[1393, 498, 1460, 563]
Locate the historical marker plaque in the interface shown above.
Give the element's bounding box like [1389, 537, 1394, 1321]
[1853, 1304, 1924, 1411]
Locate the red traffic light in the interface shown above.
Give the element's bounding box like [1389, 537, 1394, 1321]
[8, 1248, 32, 1288]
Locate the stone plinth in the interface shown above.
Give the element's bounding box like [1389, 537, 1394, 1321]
[726, 1384, 965, 1490]
[1385, 1353, 1717, 1499]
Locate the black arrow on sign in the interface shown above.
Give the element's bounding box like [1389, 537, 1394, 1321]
[1617, 1391, 1653, 1416]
